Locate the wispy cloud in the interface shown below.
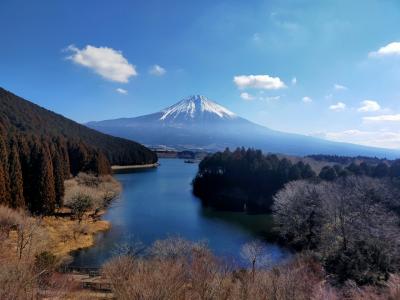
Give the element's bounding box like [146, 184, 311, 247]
[334, 83, 347, 90]
[363, 114, 400, 122]
[291, 77, 297, 85]
[233, 74, 286, 90]
[116, 88, 128, 95]
[65, 45, 137, 83]
[149, 64, 166, 76]
[313, 129, 400, 149]
[302, 96, 312, 103]
[270, 12, 300, 31]
[329, 102, 346, 112]
[240, 92, 254, 101]
[369, 42, 400, 57]
[357, 100, 380, 112]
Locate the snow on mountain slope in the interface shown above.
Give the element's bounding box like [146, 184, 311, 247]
[86, 95, 400, 158]
[159, 95, 236, 122]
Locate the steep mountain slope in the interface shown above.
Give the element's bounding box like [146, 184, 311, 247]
[0, 87, 157, 214]
[87, 95, 400, 159]
[0, 88, 157, 165]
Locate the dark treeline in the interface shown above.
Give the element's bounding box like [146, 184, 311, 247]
[192, 148, 315, 212]
[0, 87, 157, 214]
[318, 160, 400, 181]
[193, 148, 400, 213]
[308, 154, 390, 165]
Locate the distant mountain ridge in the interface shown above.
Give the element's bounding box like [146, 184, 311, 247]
[87, 95, 400, 159]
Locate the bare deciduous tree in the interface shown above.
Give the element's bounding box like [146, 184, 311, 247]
[273, 176, 400, 284]
[241, 239, 270, 281]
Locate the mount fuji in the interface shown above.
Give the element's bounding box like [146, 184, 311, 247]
[87, 95, 400, 158]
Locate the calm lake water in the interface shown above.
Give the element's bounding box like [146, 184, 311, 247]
[72, 158, 289, 267]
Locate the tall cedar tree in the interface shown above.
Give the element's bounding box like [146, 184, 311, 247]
[0, 135, 8, 204]
[0, 134, 11, 205]
[50, 143, 65, 208]
[8, 138, 25, 208]
[29, 141, 56, 214]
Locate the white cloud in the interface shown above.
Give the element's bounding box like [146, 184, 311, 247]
[149, 64, 166, 76]
[302, 96, 312, 103]
[329, 102, 346, 112]
[116, 88, 128, 95]
[233, 74, 286, 90]
[334, 83, 347, 90]
[291, 77, 297, 85]
[357, 100, 381, 112]
[363, 114, 400, 122]
[313, 129, 400, 149]
[369, 42, 400, 57]
[65, 45, 136, 83]
[240, 92, 255, 101]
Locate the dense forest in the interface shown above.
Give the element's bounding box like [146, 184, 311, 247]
[307, 154, 391, 165]
[193, 148, 400, 213]
[0, 87, 157, 214]
[193, 148, 316, 212]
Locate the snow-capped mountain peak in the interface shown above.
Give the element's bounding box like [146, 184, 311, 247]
[159, 95, 237, 122]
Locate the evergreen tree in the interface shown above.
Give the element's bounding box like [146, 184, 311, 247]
[0, 135, 9, 205]
[0, 135, 11, 205]
[30, 141, 56, 214]
[319, 166, 338, 181]
[50, 143, 65, 208]
[373, 162, 390, 178]
[8, 138, 25, 208]
[39, 142, 56, 214]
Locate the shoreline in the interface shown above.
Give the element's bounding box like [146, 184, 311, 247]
[44, 210, 111, 258]
[111, 162, 159, 172]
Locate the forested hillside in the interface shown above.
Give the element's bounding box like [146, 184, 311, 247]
[193, 148, 400, 213]
[193, 148, 316, 212]
[0, 87, 157, 214]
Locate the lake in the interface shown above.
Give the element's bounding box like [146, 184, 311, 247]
[72, 158, 289, 267]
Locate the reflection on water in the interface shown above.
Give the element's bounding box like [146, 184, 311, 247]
[72, 158, 290, 267]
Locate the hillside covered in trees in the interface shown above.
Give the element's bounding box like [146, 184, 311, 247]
[0, 87, 157, 214]
[193, 148, 400, 213]
[193, 148, 316, 212]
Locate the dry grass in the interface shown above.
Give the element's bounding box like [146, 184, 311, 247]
[102, 239, 327, 300]
[41, 214, 110, 257]
[102, 238, 400, 300]
[0, 173, 118, 299]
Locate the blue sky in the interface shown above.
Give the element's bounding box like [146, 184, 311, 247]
[1, 0, 400, 149]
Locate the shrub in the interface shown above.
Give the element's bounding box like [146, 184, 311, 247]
[0, 205, 23, 239]
[68, 193, 93, 223]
